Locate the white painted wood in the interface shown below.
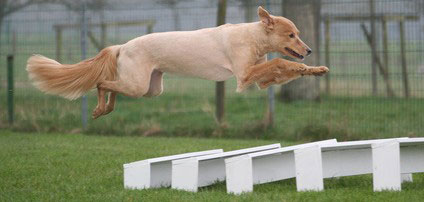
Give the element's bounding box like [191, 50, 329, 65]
[295, 145, 324, 191]
[399, 138, 424, 176]
[321, 138, 411, 178]
[225, 155, 253, 194]
[322, 147, 372, 178]
[123, 149, 223, 189]
[252, 152, 293, 184]
[225, 137, 424, 194]
[320, 138, 423, 192]
[401, 174, 413, 183]
[171, 158, 199, 192]
[372, 140, 401, 191]
[123, 161, 150, 189]
[125, 137, 424, 193]
[225, 139, 337, 194]
[172, 143, 281, 192]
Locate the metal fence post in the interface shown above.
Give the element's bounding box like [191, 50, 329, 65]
[7, 54, 14, 125]
[369, 0, 378, 96]
[81, 2, 88, 129]
[216, 0, 226, 124]
[54, 26, 62, 62]
[324, 18, 331, 95]
[399, 19, 410, 98]
[265, 0, 274, 127]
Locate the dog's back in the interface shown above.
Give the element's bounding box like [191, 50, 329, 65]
[119, 24, 253, 81]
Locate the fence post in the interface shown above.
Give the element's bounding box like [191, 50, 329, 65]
[215, 0, 226, 124]
[324, 18, 331, 95]
[369, 0, 377, 96]
[54, 26, 62, 62]
[382, 18, 395, 97]
[314, 0, 322, 97]
[147, 21, 153, 34]
[80, 2, 88, 128]
[399, 19, 410, 98]
[100, 23, 107, 49]
[360, 24, 395, 98]
[265, 0, 274, 128]
[7, 54, 14, 125]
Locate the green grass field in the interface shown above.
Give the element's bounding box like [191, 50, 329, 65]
[1, 130, 423, 202]
[1, 87, 424, 141]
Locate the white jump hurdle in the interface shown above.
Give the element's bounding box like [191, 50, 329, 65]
[225, 139, 337, 194]
[123, 149, 223, 189]
[297, 137, 424, 192]
[171, 143, 281, 192]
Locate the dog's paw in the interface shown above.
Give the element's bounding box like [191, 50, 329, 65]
[103, 105, 114, 115]
[258, 82, 269, 89]
[258, 78, 275, 89]
[312, 66, 329, 76]
[236, 78, 248, 92]
[92, 106, 105, 119]
[236, 85, 245, 93]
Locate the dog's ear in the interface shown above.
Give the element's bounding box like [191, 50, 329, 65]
[258, 6, 274, 31]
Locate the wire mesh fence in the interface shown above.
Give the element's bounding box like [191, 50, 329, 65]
[0, 0, 423, 140]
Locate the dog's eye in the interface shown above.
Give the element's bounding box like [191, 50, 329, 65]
[289, 33, 295, 38]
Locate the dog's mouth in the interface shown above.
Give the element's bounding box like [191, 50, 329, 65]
[285, 47, 304, 60]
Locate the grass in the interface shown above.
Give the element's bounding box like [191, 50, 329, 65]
[1, 85, 424, 141]
[1, 130, 424, 202]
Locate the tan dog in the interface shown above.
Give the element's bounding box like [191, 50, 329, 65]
[27, 7, 328, 119]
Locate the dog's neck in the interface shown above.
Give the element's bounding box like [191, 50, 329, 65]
[246, 22, 274, 57]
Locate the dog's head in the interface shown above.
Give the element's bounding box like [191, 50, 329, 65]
[258, 6, 311, 60]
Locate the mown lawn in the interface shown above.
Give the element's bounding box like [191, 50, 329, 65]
[1, 131, 423, 202]
[1, 87, 424, 141]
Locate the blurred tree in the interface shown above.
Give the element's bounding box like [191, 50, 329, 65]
[54, 0, 109, 35]
[414, 0, 423, 13]
[52, 0, 108, 12]
[0, 0, 34, 18]
[0, 0, 39, 55]
[0, 0, 109, 57]
[155, 0, 193, 31]
[279, 0, 321, 102]
[238, 0, 256, 23]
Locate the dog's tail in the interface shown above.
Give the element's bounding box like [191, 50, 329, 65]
[26, 45, 121, 100]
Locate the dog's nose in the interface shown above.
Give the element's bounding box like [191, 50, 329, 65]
[306, 49, 312, 56]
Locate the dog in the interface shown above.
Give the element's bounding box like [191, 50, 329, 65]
[27, 6, 329, 119]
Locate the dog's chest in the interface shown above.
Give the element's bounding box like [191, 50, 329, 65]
[160, 61, 234, 81]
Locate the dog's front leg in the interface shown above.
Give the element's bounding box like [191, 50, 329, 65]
[238, 58, 310, 91]
[237, 58, 282, 92]
[257, 59, 329, 89]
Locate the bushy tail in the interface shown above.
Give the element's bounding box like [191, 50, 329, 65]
[26, 45, 120, 100]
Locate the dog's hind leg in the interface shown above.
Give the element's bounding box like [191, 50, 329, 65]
[99, 53, 154, 98]
[144, 70, 164, 97]
[99, 75, 151, 98]
[103, 92, 117, 115]
[92, 88, 106, 119]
